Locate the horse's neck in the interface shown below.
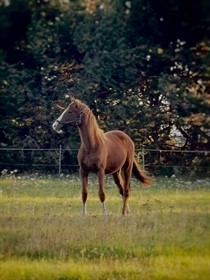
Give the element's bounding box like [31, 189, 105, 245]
[78, 113, 103, 151]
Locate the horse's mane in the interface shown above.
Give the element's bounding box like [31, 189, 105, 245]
[76, 99, 105, 142]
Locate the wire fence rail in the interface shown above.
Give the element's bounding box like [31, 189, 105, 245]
[0, 147, 209, 177]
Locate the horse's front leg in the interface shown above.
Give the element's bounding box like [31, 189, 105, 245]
[97, 168, 107, 216]
[79, 167, 88, 216]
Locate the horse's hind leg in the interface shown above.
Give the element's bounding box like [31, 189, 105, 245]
[121, 163, 132, 215]
[113, 171, 124, 196]
[113, 170, 130, 215]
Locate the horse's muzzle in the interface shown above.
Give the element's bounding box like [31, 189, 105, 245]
[52, 120, 63, 134]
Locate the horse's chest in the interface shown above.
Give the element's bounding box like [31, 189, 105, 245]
[80, 156, 101, 173]
[81, 162, 99, 173]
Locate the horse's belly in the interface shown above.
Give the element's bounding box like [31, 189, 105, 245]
[105, 130, 134, 164]
[105, 167, 120, 175]
[105, 158, 125, 174]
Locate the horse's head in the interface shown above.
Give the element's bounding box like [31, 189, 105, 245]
[52, 97, 85, 134]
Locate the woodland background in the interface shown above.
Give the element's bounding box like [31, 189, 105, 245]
[0, 0, 209, 174]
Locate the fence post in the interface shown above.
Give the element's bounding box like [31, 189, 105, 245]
[142, 148, 145, 170]
[58, 145, 62, 175]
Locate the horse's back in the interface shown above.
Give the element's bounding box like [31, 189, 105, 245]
[105, 130, 134, 155]
[105, 130, 133, 144]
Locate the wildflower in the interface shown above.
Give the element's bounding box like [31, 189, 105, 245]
[1, 169, 8, 176]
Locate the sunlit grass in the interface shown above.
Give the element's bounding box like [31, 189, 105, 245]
[0, 175, 210, 279]
[1, 256, 209, 280]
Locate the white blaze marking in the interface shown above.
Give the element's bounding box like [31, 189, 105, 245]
[52, 108, 68, 134]
[56, 108, 68, 123]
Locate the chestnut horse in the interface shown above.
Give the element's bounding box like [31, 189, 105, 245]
[52, 97, 151, 215]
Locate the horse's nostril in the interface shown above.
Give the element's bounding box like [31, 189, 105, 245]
[52, 120, 63, 134]
[52, 121, 58, 130]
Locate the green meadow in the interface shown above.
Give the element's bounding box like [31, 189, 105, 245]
[0, 175, 210, 280]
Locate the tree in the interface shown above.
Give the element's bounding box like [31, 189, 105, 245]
[0, 0, 209, 175]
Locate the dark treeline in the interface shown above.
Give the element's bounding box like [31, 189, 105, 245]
[0, 0, 209, 175]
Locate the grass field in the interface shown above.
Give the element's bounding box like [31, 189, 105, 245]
[0, 174, 210, 280]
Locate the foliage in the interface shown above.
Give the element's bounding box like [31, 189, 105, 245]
[0, 0, 209, 173]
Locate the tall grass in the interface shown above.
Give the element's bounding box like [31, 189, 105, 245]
[0, 175, 210, 279]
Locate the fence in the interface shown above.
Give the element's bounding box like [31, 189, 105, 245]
[0, 147, 209, 177]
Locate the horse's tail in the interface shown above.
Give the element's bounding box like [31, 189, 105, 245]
[132, 157, 152, 186]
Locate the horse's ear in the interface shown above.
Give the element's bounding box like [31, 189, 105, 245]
[54, 103, 65, 110]
[70, 96, 76, 102]
[70, 96, 80, 108]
